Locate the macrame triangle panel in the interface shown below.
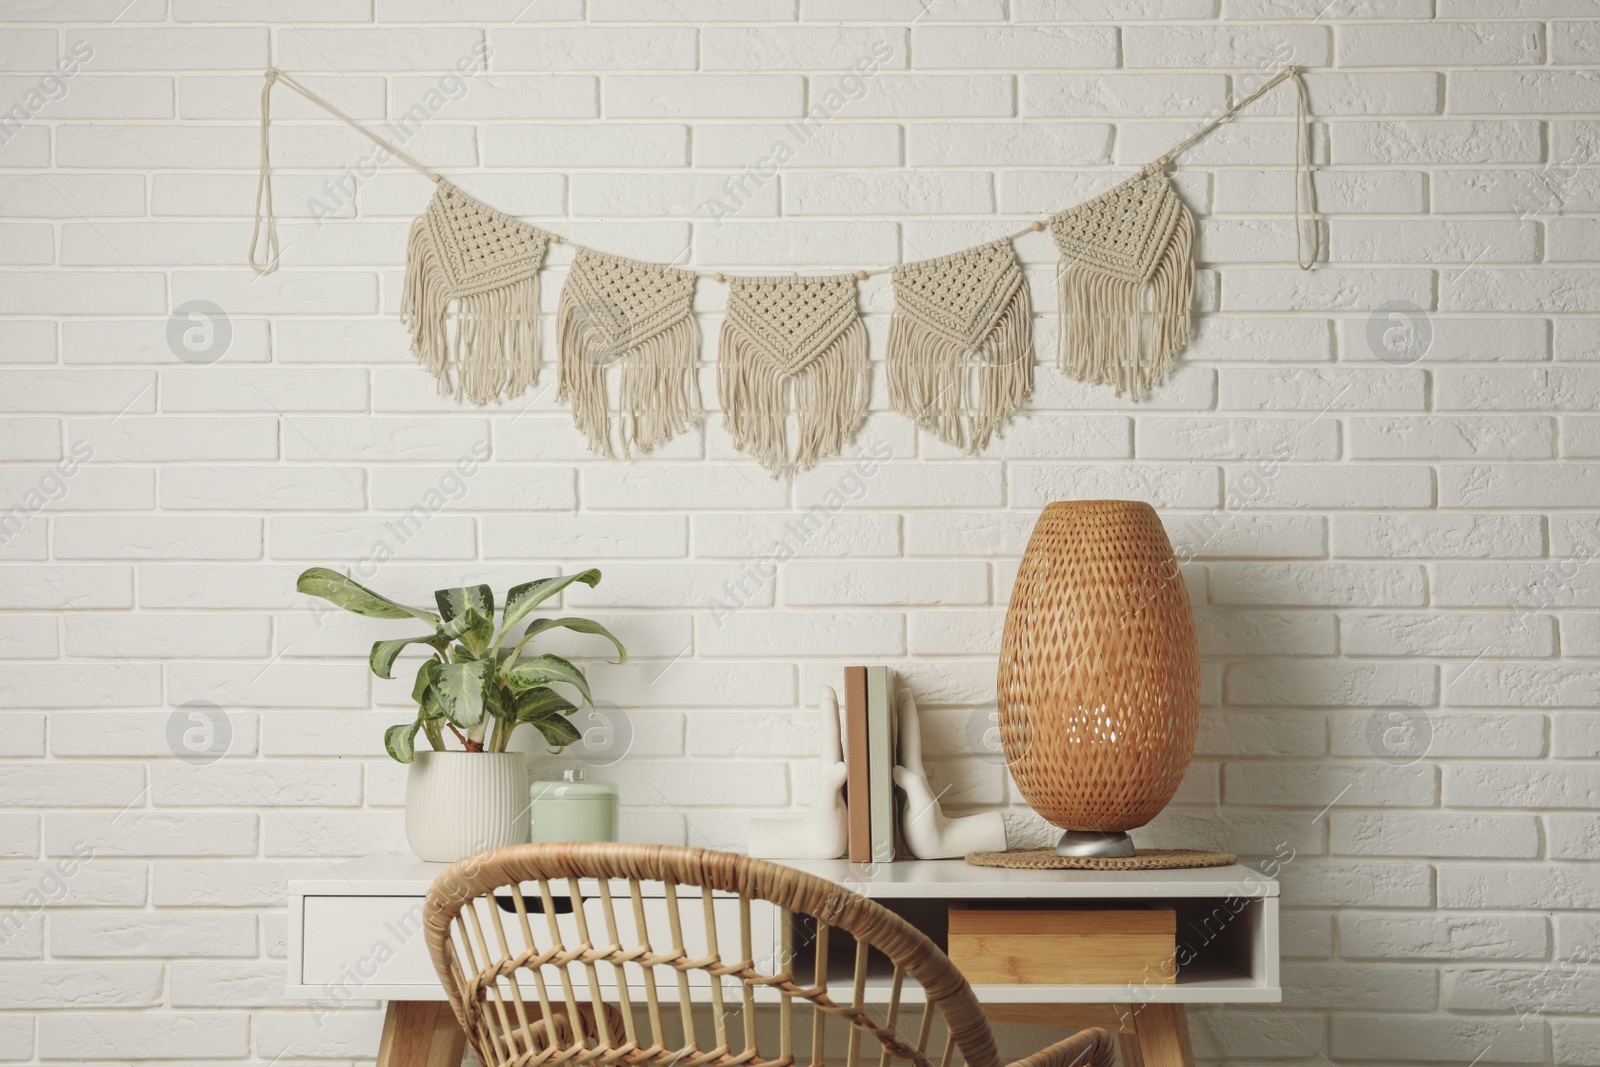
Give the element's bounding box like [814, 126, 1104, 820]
[403, 180, 551, 404]
[557, 247, 699, 457]
[1050, 166, 1194, 400]
[888, 238, 1032, 452]
[719, 273, 867, 477]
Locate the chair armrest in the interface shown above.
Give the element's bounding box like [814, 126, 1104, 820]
[1006, 1027, 1116, 1067]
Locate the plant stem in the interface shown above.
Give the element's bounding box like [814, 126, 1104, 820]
[447, 722, 483, 752]
[422, 717, 446, 751]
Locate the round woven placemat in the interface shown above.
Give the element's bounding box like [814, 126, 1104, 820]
[965, 847, 1236, 871]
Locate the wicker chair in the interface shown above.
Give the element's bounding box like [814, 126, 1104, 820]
[424, 843, 1114, 1067]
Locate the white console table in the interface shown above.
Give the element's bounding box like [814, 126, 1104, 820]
[287, 855, 1279, 1067]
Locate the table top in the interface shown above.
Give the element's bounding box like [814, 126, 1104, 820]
[288, 853, 1282, 1006]
[290, 853, 1277, 899]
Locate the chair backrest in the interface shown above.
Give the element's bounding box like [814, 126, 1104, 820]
[425, 843, 1002, 1067]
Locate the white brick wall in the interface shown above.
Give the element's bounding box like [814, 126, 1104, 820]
[0, 2, 1595, 1064]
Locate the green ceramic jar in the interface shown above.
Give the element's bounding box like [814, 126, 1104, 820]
[529, 768, 618, 843]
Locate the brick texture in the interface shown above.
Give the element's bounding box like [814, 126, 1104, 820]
[0, 5, 1593, 1065]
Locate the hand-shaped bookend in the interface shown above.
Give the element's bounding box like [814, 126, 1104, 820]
[894, 689, 1007, 859]
[747, 686, 849, 860]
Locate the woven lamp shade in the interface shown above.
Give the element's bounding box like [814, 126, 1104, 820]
[997, 500, 1200, 854]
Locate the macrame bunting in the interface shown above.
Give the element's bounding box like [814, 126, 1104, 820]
[249, 65, 1319, 467]
[888, 239, 1032, 452]
[557, 248, 699, 456]
[1050, 165, 1194, 400]
[403, 180, 551, 404]
[719, 274, 868, 477]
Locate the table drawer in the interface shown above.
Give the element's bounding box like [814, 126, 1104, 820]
[300, 886, 781, 994]
[948, 902, 1177, 986]
[301, 895, 438, 990]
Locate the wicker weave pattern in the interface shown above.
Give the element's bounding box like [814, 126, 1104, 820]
[425, 843, 1114, 1067]
[966, 848, 1233, 871]
[996, 501, 1201, 834]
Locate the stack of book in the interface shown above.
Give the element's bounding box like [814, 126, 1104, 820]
[842, 665, 898, 864]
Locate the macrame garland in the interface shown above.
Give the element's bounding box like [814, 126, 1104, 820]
[557, 248, 699, 456]
[719, 274, 868, 477]
[888, 239, 1032, 452]
[402, 181, 551, 404]
[1050, 165, 1195, 401]
[250, 65, 1321, 457]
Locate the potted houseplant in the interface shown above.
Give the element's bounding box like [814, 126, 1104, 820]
[295, 567, 625, 861]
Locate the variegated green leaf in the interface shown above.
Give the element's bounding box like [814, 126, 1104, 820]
[419, 686, 447, 724]
[427, 658, 491, 728]
[385, 717, 424, 763]
[512, 686, 579, 723]
[464, 609, 495, 655]
[514, 616, 627, 664]
[296, 567, 439, 624]
[503, 653, 592, 705]
[370, 634, 444, 680]
[531, 713, 582, 750]
[501, 570, 601, 632]
[411, 659, 435, 705]
[436, 587, 495, 654]
[435, 585, 493, 625]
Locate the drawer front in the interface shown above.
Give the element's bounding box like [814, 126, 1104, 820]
[948, 904, 1177, 986]
[301, 895, 437, 989]
[301, 888, 780, 994]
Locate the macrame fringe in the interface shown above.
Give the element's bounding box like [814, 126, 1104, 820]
[557, 294, 698, 457]
[887, 278, 1032, 452]
[403, 215, 540, 404]
[719, 318, 868, 477]
[1058, 203, 1193, 400]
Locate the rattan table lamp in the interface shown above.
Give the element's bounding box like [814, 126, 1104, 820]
[997, 500, 1200, 859]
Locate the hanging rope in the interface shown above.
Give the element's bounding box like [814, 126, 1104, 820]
[247, 70, 279, 274]
[248, 64, 1318, 278]
[1154, 66, 1319, 270]
[250, 67, 442, 274]
[1290, 68, 1321, 271]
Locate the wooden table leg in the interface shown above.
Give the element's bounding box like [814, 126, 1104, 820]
[1128, 1004, 1193, 1067]
[377, 1001, 467, 1067]
[1118, 1030, 1146, 1067]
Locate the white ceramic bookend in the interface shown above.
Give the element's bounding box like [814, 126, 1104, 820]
[894, 689, 1007, 859]
[747, 686, 849, 859]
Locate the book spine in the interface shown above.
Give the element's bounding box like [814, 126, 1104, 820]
[844, 666, 871, 864]
[867, 665, 895, 863]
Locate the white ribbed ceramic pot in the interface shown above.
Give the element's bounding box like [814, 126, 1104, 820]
[404, 751, 531, 862]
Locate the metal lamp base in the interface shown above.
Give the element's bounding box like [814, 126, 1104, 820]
[1054, 830, 1136, 859]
